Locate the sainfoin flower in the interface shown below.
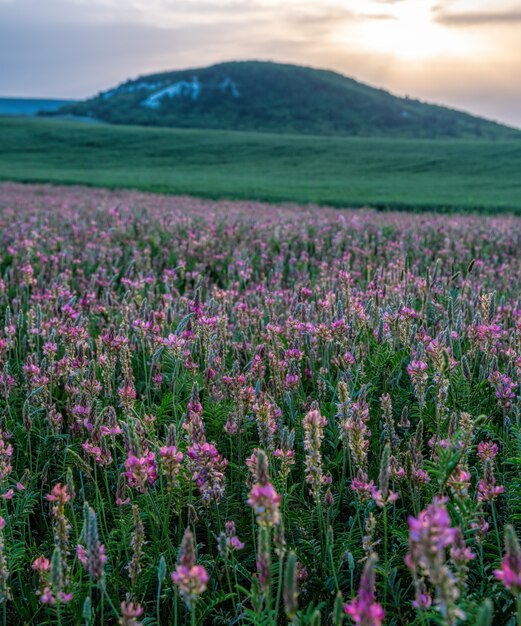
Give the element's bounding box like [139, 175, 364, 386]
[119, 600, 144, 626]
[186, 442, 227, 503]
[124, 451, 157, 492]
[344, 553, 384, 625]
[406, 497, 457, 572]
[495, 525, 521, 593]
[159, 445, 184, 490]
[218, 520, 245, 553]
[406, 497, 463, 622]
[247, 450, 281, 527]
[77, 505, 107, 581]
[476, 440, 504, 502]
[302, 408, 328, 501]
[0, 516, 10, 602]
[171, 528, 208, 607]
[407, 359, 428, 406]
[248, 482, 282, 527]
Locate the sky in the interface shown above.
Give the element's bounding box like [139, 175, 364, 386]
[1, 0, 520, 128]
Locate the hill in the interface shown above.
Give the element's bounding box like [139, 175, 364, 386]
[2, 117, 521, 212]
[56, 61, 520, 139]
[0, 97, 76, 116]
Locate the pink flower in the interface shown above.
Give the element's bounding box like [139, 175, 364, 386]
[219, 520, 245, 553]
[186, 442, 227, 503]
[495, 526, 521, 593]
[247, 482, 281, 527]
[124, 451, 157, 492]
[477, 479, 505, 502]
[495, 556, 521, 592]
[477, 441, 499, 462]
[171, 529, 208, 607]
[32, 556, 50, 572]
[344, 554, 384, 626]
[159, 445, 184, 489]
[76, 544, 88, 567]
[46, 483, 71, 504]
[120, 601, 144, 626]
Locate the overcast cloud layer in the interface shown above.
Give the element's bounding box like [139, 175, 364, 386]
[1, 0, 520, 128]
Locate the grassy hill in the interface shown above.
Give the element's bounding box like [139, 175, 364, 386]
[57, 61, 520, 140]
[1, 116, 521, 212]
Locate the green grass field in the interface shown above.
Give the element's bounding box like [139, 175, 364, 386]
[1, 116, 521, 212]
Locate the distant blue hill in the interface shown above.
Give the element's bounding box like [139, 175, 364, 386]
[0, 98, 77, 116]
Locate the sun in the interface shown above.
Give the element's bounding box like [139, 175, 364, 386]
[345, 1, 478, 61]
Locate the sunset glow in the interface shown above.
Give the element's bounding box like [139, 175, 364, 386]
[1, 0, 520, 126]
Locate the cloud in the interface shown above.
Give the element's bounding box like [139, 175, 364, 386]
[433, 6, 521, 26]
[1, 0, 521, 127]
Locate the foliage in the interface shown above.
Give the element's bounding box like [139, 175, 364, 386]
[2, 117, 521, 213]
[0, 184, 520, 624]
[56, 61, 521, 140]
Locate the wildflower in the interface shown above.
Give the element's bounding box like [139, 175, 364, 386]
[253, 394, 280, 450]
[47, 484, 72, 588]
[171, 529, 209, 608]
[476, 440, 504, 502]
[218, 520, 245, 555]
[495, 525, 521, 593]
[182, 383, 206, 445]
[0, 517, 10, 602]
[247, 450, 281, 528]
[128, 505, 145, 587]
[78, 505, 107, 581]
[159, 445, 184, 490]
[302, 408, 328, 501]
[406, 497, 463, 622]
[0, 439, 13, 484]
[343, 393, 372, 474]
[273, 427, 295, 481]
[477, 441, 499, 461]
[119, 601, 144, 626]
[344, 553, 384, 626]
[380, 393, 399, 449]
[407, 359, 428, 407]
[118, 382, 137, 411]
[488, 371, 517, 411]
[40, 546, 73, 605]
[372, 443, 399, 508]
[406, 497, 456, 573]
[124, 451, 157, 492]
[248, 483, 282, 527]
[32, 556, 50, 573]
[186, 442, 227, 504]
[450, 529, 475, 582]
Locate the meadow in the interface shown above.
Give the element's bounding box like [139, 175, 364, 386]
[0, 182, 521, 624]
[2, 117, 521, 212]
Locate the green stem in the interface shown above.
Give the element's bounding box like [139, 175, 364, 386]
[383, 504, 388, 611]
[274, 554, 284, 623]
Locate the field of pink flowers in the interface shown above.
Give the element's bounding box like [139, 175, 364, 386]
[1, 182, 521, 625]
